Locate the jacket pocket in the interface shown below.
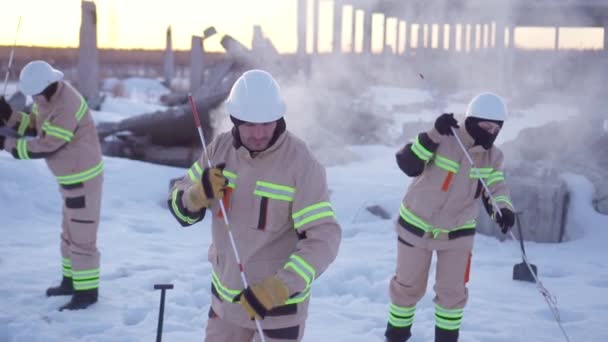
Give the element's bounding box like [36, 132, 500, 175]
[252, 180, 294, 232]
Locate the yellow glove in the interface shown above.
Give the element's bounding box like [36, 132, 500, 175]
[186, 163, 228, 210]
[239, 276, 290, 320]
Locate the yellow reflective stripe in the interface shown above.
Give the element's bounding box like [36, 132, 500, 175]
[284, 255, 316, 288]
[410, 136, 433, 161]
[16, 139, 29, 160]
[211, 271, 243, 303]
[42, 121, 74, 142]
[254, 181, 295, 201]
[62, 257, 72, 277]
[56, 161, 103, 185]
[75, 96, 87, 121]
[434, 154, 460, 173]
[72, 268, 100, 290]
[435, 304, 463, 330]
[171, 189, 198, 225]
[187, 162, 203, 182]
[292, 202, 335, 229]
[486, 171, 505, 186]
[494, 195, 514, 210]
[223, 169, 237, 189]
[17, 112, 30, 136]
[32, 103, 39, 115]
[469, 167, 493, 179]
[400, 204, 476, 237]
[389, 303, 415, 327]
[285, 286, 311, 305]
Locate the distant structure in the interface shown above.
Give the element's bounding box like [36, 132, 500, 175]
[78, 0, 100, 109]
[190, 36, 203, 93]
[163, 26, 175, 88]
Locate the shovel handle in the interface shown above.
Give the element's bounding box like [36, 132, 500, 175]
[514, 212, 527, 257]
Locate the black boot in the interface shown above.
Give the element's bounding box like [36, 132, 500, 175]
[385, 323, 411, 342]
[435, 326, 459, 342]
[59, 288, 98, 311]
[46, 276, 74, 296]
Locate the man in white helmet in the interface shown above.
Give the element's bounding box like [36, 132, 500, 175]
[0, 61, 103, 311]
[168, 69, 341, 341]
[384, 93, 514, 342]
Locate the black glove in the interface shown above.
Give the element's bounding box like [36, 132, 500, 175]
[495, 208, 514, 234]
[434, 113, 459, 136]
[0, 96, 12, 123]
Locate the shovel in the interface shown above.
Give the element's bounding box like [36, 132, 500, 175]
[512, 212, 538, 282]
[154, 284, 174, 342]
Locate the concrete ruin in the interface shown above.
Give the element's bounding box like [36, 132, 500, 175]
[78, 1, 100, 109]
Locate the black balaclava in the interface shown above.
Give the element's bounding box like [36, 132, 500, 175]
[40, 82, 59, 102]
[464, 116, 503, 150]
[230, 116, 286, 153]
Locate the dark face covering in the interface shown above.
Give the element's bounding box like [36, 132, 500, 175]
[39, 82, 58, 102]
[465, 117, 503, 150]
[230, 116, 286, 153]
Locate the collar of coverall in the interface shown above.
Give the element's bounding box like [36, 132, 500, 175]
[35, 81, 64, 110]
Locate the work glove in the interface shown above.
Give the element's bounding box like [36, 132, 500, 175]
[186, 162, 228, 210]
[0, 96, 12, 124]
[239, 276, 290, 320]
[434, 113, 459, 136]
[494, 208, 515, 234]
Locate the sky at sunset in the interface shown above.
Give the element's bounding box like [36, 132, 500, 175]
[0, 0, 604, 53]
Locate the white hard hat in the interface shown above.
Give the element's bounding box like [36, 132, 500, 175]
[19, 60, 64, 96]
[465, 92, 507, 121]
[225, 69, 286, 123]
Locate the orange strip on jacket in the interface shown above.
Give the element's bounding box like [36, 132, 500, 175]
[441, 172, 454, 192]
[464, 252, 472, 283]
[217, 188, 232, 218]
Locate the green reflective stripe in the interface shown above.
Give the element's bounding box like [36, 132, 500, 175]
[187, 162, 203, 182]
[17, 112, 30, 136]
[171, 189, 198, 225]
[434, 155, 460, 173]
[223, 170, 237, 189]
[75, 96, 87, 121]
[62, 258, 72, 277]
[469, 167, 493, 179]
[42, 121, 74, 142]
[292, 202, 335, 229]
[284, 255, 316, 288]
[494, 195, 514, 209]
[486, 171, 505, 186]
[211, 272, 243, 303]
[56, 161, 103, 185]
[389, 303, 415, 327]
[411, 136, 433, 161]
[400, 204, 476, 238]
[285, 286, 311, 305]
[16, 139, 29, 160]
[72, 268, 99, 290]
[435, 305, 463, 331]
[32, 104, 39, 115]
[254, 181, 295, 202]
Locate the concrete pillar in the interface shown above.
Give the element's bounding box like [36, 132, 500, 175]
[190, 36, 203, 93]
[554, 26, 560, 51]
[507, 25, 515, 49]
[363, 10, 372, 53]
[448, 23, 456, 51]
[604, 22, 608, 53]
[78, 1, 100, 108]
[163, 26, 174, 87]
[312, 0, 319, 54]
[495, 21, 505, 50]
[333, 0, 342, 53]
[417, 22, 424, 50]
[482, 23, 488, 48]
[297, 0, 307, 56]
[396, 20, 402, 54]
[351, 7, 357, 53]
[468, 24, 474, 51]
[460, 24, 467, 52]
[403, 21, 409, 54]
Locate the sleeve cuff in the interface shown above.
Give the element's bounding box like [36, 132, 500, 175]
[275, 268, 307, 297]
[427, 128, 442, 145]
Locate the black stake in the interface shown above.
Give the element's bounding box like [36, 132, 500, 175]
[154, 284, 174, 342]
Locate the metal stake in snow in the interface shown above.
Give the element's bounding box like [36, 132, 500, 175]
[188, 94, 267, 342]
[451, 126, 570, 342]
[3, 16, 22, 97]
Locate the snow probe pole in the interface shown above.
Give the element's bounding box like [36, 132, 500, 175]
[2, 16, 22, 97]
[188, 94, 267, 342]
[451, 127, 571, 342]
[154, 283, 174, 342]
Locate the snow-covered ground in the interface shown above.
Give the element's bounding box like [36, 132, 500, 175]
[1, 84, 606, 341]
